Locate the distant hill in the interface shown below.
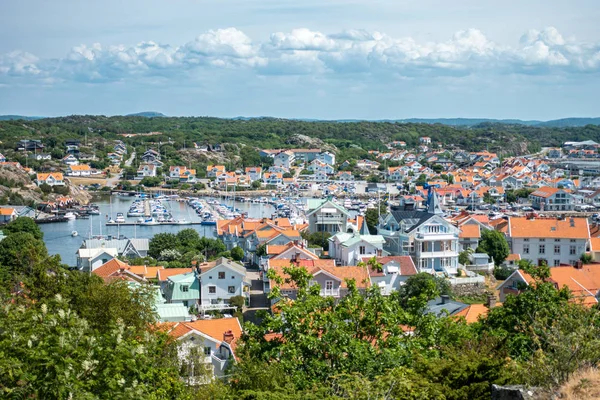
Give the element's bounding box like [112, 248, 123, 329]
[125, 111, 166, 118]
[535, 118, 600, 128]
[0, 115, 45, 121]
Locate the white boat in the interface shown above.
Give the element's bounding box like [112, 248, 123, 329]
[115, 213, 126, 224]
[176, 219, 192, 225]
[64, 212, 76, 220]
[141, 217, 159, 225]
[71, 230, 78, 237]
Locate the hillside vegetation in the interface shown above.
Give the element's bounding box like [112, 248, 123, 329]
[1, 116, 600, 156]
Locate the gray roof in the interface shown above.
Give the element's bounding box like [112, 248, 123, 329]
[81, 238, 149, 254]
[426, 297, 469, 317]
[389, 208, 436, 233]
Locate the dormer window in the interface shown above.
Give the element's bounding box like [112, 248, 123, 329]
[182, 285, 189, 292]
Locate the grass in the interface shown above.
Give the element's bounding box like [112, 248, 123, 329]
[555, 368, 600, 400]
[455, 294, 489, 305]
[68, 177, 108, 186]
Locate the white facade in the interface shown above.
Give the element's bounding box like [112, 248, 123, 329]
[274, 151, 295, 169]
[199, 260, 246, 307]
[328, 233, 385, 266]
[510, 237, 586, 266]
[317, 151, 336, 166]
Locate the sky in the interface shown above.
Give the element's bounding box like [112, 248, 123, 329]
[0, 0, 599, 120]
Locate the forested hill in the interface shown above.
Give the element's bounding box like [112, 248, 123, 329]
[2, 115, 600, 156]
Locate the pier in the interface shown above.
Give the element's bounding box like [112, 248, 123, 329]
[106, 221, 208, 227]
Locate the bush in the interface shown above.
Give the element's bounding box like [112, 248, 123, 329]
[493, 267, 513, 281]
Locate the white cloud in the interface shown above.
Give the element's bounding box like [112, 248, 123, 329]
[1, 26, 598, 84]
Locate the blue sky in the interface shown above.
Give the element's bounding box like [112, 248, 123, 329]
[0, 0, 599, 120]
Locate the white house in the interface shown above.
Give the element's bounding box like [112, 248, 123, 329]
[169, 166, 196, 183]
[274, 150, 295, 169]
[507, 216, 590, 267]
[529, 187, 574, 211]
[328, 222, 385, 266]
[61, 154, 79, 166]
[206, 165, 226, 178]
[363, 255, 418, 295]
[169, 318, 242, 380]
[245, 167, 262, 181]
[0, 207, 17, 223]
[197, 258, 248, 311]
[36, 172, 65, 186]
[378, 193, 460, 276]
[67, 164, 92, 176]
[136, 163, 157, 179]
[419, 137, 432, 145]
[317, 151, 336, 166]
[306, 198, 351, 234]
[76, 247, 118, 272]
[309, 160, 335, 175]
[263, 172, 283, 186]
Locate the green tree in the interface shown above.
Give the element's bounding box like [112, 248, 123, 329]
[251, 180, 262, 189]
[148, 232, 178, 259]
[39, 182, 52, 194]
[0, 296, 186, 399]
[477, 229, 510, 266]
[176, 228, 201, 251]
[2, 216, 43, 239]
[364, 202, 386, 234]
[231, 246, 244, 261]
[397, 272, 452, 309]
[0, 232, 48, 276]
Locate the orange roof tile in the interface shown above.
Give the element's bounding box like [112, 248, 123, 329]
[92, 258, 130, 278]
[509, 217, 589, 239]
[157, 268, 193, 281]
[459, 224, 481, 239]
[0, 208, 15, 216]
[454, 304, 490, 324]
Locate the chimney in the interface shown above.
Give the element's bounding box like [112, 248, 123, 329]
[441, 294, 450, 304]
[223, 330, 234, 344]
[487, 294, 497, 309]
[575, 260, 583, 269]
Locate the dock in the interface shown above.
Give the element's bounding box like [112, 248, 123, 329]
[106, 221, 207, 226]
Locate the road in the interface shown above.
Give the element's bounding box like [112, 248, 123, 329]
[106, 152, 135, 187]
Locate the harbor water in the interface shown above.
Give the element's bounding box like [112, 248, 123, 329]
[40, 195, 276, 266]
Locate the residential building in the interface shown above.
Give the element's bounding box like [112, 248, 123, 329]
[76, 247, 118, 272]
[328, 222, 385, 266]
[206, 165, 226, 178]
[529, 187, 574, 211]
[267, 259, 370, 300]
[263, 172, 283, 186]
[506, 216, 590, 266]
[0, 207, 17, 224]
[16, 140, 44, 151]
[66, 164, 92, 176]
[274, 150, 295, 169]
[497, 264, 600, 306]
[62, 154, 79, 166]
[136, 163, 157, 179]
[317, 151, 336, 166]
[169, 166, 197, 183]
[168, 317, 242, 379]
[306, 198, 351, 234]
[291, 148, 321, 162]
[36, 172, 65, 186]
[65, 139, 80, 155]
[362, 255, 418, 295]
[28, 153, 51, 161]
[196, 258, 248, 310]
[419, 136, 432, 145]
[245, 167, 262, 181]
[378, 192, 460, 276]
[79, 237, 150, 259]
[164, 272, 200, 308]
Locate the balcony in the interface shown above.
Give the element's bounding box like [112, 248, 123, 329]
[320, 289, 340, 297]
[417, 250, 458, 258]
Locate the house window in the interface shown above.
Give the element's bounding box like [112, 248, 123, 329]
[523, 244, 529, 254]
[539, 245, 545, 254]
[231, 276, 235, 279]
[570, 245, 576, 255]
[182, 285, 189, 292]
[208, 286, 216, 294]
[204, 347, 211, 356]
[524, 238, 529, 242]
[554, 245, 560, 255]
[554, 260, 560, 266]
[218, 272, 225, 279]
[555, 239, 561, 242]
[570, 239, 576, 243]
[359, 246, 366, 255]
[539, 238, 545, 242]
[325, 280, 334, 290]
[228, 286, 236, 294]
